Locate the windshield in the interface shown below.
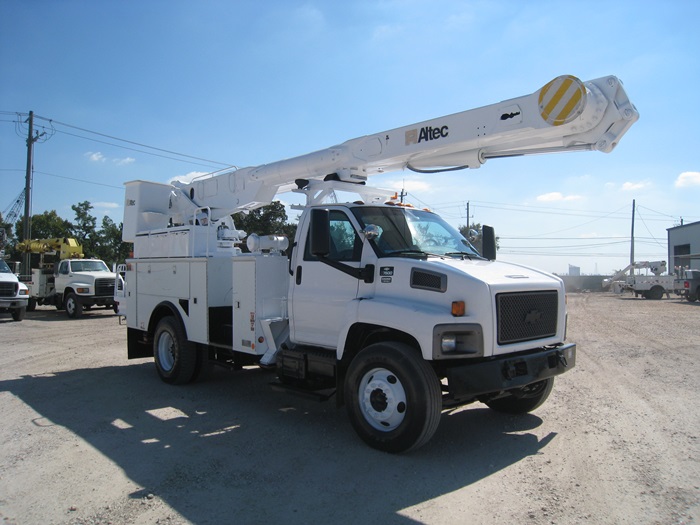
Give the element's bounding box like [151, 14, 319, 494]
[70, 260, 110, 272]
[352, 206, 481, 258]
[0, 260, 11, 273]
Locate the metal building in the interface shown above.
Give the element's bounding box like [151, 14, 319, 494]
[667, 220, 700, 273]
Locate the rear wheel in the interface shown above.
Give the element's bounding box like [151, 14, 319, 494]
[486, 378, 554, 414]
[153, 316, 197, 385]
[647, 286, 664, 300]
[344, 342, 442, 453]
[688, 288, 698, 302]
[26, 298, 36, 312]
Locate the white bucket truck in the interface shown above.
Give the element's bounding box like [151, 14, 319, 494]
[122, 75, 638, 452]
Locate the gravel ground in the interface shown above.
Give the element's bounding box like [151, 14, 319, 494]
[0, 293, 698, 525]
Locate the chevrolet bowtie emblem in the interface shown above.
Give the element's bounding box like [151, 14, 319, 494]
[524, 310, 542, 325]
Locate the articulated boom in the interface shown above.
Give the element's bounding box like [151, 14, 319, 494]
[123, 74, 637, 241]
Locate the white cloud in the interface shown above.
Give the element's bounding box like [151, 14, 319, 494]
[85, 151, 106, 162]
[621, 180, 651, 191]
[114, 157, 135, 166]
[675, 171, 700, 188]
[168, 171, 208, 184]
[536, 192, 583, 202]
[92, 202, 119, 209]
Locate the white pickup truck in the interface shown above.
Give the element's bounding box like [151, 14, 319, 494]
[0, 259, 29, 321]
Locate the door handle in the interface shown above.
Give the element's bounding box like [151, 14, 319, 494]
[295, 265, 302, 285]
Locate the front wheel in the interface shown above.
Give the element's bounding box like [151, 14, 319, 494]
[65, 293, 83, 319]
[153, 316, 197, 385]
[344, 342, 442, 453]
[11, 307, 26, 321]
[485, 378, 554, 414]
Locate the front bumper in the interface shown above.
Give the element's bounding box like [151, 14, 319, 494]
[444, 343, 576, 398]
[0, 298, 29, 309]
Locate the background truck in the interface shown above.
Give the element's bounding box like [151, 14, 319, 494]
[122, 74, 638, 452]
[17, 238, 117, 318]
[0, 258, 29, 321]
[602, 260, 674, 299]
[674, 269, 700, 302]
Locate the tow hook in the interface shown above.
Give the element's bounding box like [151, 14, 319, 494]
[556, 350, 568, 368]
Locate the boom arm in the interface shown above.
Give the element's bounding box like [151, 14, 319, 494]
[124, 74, 638, 240]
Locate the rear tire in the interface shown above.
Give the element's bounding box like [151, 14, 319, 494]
[344, 342, 442, 453]
[26, 298, 36, 312]
[648, 286, 664, 300]
[153, 316, 197, 385]
[486, 378, 554, 414]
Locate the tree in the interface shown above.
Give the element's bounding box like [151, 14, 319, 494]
[14, 210, 73, 242]
[95, 216, 131, 266]
[234, 201, 297, 246]
[71, 201, 98, 255]
[458, 223, 500, 255]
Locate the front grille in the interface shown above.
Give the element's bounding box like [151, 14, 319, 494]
[95, 278, 115, 297]
[496, 290, 558, 344]
[0, 281, 18, 297]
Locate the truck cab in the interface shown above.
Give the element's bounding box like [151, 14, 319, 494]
[0, 259, 29, 321]
[54, 258, 117, 318]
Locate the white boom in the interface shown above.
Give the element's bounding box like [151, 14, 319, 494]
[123, 74, 637, 241]
[602, 260, 667, 289]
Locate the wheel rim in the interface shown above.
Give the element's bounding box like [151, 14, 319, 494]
[157, 331, 176, 372]
[66, 298, 75, 315]
[358, 367, 407, 432]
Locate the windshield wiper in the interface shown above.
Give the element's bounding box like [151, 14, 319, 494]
[444, 251, 484, 260]
[385, 249, 428, 258]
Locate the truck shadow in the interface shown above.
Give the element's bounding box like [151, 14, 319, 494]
[14, 307, 118, 322]
[1, 363, 554, 524]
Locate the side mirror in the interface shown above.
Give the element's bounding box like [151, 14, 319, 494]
[482, 225, 496, 260]
[310, 208, 330, 257]
[362, 224, 380, 241]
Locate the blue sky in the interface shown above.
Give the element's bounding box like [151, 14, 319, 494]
[1, 0, 699, 275]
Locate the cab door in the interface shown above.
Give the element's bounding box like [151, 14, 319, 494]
[289, 209, 363, 349]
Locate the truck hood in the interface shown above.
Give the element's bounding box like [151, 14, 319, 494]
[427, 256, 563, 289]
[68, 271, 117, 280]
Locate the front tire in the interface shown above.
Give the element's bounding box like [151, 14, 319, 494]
[344, 342, 442, 453]
[65, 293, 83, 319]
[153, 316, 197, 385]
[485, 378, 554, 414]
[11, 307, 26, 321]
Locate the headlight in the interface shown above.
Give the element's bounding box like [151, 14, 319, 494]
[19, 289, 29, 296]
[76, 287, 90, 293]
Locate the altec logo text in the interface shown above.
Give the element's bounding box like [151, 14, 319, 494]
[405, 125, 449, 145]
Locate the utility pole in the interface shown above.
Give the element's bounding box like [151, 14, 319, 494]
[22, 111, 35, 277]
[629, 199, 635, 276]
[466, 201, 470, 231]
[22, 111, 45, 277]
[399, 187, 407, 204]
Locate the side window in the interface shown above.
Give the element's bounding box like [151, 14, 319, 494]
[304, 210, 362, 262]
[59, 261, 69, 275]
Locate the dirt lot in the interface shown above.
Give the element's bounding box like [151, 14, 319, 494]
[0, 293, 698, 525]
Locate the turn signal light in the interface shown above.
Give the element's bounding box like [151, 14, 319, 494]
[451, 301, 465, 317]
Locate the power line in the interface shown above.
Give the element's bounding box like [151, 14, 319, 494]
[33, 114, 233, 167]
[1, 112, 235, 171]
